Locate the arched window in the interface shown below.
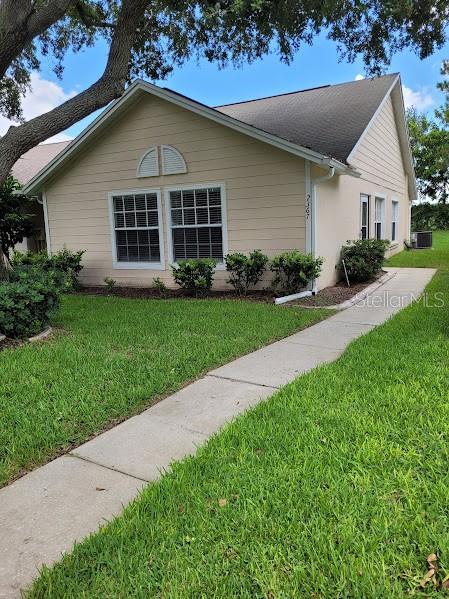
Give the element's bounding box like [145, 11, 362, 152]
[161, 145, 187, 175]
[137, 147, 159, 178]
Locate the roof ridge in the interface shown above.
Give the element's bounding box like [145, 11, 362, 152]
[214, 84, 331, 108]
[214, 73, 399, 109]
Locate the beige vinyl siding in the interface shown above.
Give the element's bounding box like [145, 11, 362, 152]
[351, 95, 407, 194]
[315, 92, 410, 288]
[44, 94, 306, 287]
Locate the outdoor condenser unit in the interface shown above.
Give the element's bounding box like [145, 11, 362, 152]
[411, 231, 433, 249]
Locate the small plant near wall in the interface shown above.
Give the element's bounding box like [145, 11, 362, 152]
[271, 251, 323, 296]
[152, 277, 169, 298]
[12, 248, 85, 291]
[225, 250, 269, 295]
[171, 259, 216, 297]
[340, 239, 390, 282]
[104, 277, 116, 293]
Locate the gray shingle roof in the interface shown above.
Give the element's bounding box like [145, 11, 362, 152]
[12, 141, 70, 184]
[215, 74, 398, 164]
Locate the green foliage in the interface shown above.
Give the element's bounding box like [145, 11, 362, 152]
[104, 277, 116, 293]
[12, 248, 85, 291]
[340, 239, 389, 283]
[0, 269, 60, 338]
[171, 259, 216, 297]
[436, 60, 449, 126]
[407, 108, 449, 203]
[225, 250, 269, 295]
[2, 2, 448, 133]
[151, 277, 169, 298]
[270, 251, 323, 295]
[411, 202, 449, 231]
[0, 175, 35, 256]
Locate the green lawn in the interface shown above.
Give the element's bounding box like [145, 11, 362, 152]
[386, 230, 449, 269]
[0, 295, 330, 486]
[27, 236, 449, 597]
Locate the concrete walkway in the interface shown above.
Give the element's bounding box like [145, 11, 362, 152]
[0, 267, 435, 597]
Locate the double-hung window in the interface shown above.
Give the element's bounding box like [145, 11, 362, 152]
[391, 200, 399, 241]
[360, 194, 370, 239]
[110, 190, 162, 267]
[374, 197, 385, 240]
[168, 185, 225, 262]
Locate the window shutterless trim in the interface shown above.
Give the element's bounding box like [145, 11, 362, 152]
[360, 193, 370, 240]
[108, 188, 165, 270]
[391, 198, 399, 242]
[164, 181, 228, 270]
[374, 196, 385, 240]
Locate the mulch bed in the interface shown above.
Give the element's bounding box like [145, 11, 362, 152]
[0, 337, 25, 351]
[78, 286, 276, 303]
[289, 273, 384, 307]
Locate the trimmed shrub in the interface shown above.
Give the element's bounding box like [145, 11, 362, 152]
[152, 277, 169, 297]
[340, 239, 390, 283]
[225, 250, 269, 295]
[171, 259, 216, 297]
[104, 277, 116, 293]
[271, 251, 323, 295]
[12, 248, 85, 290]
[0, 269, 60, 338]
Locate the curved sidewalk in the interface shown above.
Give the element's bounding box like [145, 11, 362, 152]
[0, 266, 436, 597]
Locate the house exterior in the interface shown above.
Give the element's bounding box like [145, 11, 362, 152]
[21, 73, 415, 290]
[12, 141, 70, 253]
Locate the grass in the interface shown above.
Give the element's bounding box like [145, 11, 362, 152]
[386, 230, 449, 269]
[0, 295, 330, 486]
[26, 234, 449, 597]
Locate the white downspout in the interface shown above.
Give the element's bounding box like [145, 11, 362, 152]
[275, 161, 337, 305]
[37, 191, 51, 256]
[310, 165, 335, 293]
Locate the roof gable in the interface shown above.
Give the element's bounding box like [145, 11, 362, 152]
[216, 74, 399, 164]
[22, 74, 414, 195]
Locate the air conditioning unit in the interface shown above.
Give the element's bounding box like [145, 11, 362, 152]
[411, 231, 433, 249]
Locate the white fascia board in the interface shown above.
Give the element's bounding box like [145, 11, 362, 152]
[392, 82, 418, 201]
[346, 74, 417, 200]
[22, 81, 144, 195]
[346, 74, 400, 163]
[23, 79, 354, 195]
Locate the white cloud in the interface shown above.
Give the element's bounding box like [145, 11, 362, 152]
[355, 74, 365, 81]
[402, 85, 434, 111]
[0, 72, 75, 143]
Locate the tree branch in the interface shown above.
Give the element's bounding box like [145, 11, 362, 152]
[74, 1, 116, 29]
[0, 0, 75, 79]
[0, 0, 148, 184]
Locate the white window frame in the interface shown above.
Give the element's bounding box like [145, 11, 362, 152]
[391, 199, 399, 242]
[164, 181, 228, 270]
[360, 194, 370, 240]
[374, 195, 385, 240]
[108, 188, 165, 270]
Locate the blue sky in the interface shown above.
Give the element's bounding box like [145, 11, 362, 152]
[8, 30, 448, 142]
